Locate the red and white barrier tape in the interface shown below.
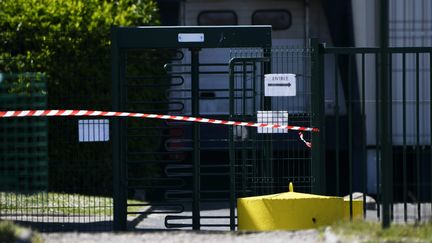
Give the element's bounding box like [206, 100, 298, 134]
[0, 109, 317, 147]
[0, 110, 319, 132]
[299, 132, 312, 148]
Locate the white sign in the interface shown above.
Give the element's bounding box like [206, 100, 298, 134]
[78, 119, 109, 142]
[257, 111, 288, 134]
[264, 73, 296, 96]
[178, 33, 204, 42]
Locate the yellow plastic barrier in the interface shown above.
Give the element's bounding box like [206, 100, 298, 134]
[343, 199, 363, 220]
[237, 183, 345, 231]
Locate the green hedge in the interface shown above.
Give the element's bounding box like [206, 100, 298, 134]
[0, 0, 161, 195]
[0, 0, 160, 107]
[0, 0, 159, 72]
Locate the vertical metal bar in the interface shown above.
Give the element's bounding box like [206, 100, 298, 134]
[112, 27, 127, 231]
[120, 52, 128, 232]
[380, 0, 392, 229]
[416, 52, 421, 222]
[335, 54, 340, 196]
[348, 54, 353, 220]
[389, 53, 394, 221]
[311, 38, 326, 195]
[361, 53, 367, 218]
[229, 59, 236, 231]
[242, 62, 247, 197]
[190, 48, 201, 230]
[430, 52, 432, 217]
[263, 49, 272, 195]
[252, 62, 257, 196]
[375, 53, 381, 219]
[260, 60, 265, 195]
[403, 53, 407, 222]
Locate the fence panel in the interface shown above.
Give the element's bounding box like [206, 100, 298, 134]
[320, 46, 432, 224]
[228, 46, 316, 229]
[0, 56, 115, 231]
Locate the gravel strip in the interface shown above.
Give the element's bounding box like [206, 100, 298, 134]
[42, 229, 329, 243]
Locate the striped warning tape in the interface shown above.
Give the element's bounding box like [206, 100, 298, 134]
[0, 110, 320, 132]
[299, 132, 312, 148]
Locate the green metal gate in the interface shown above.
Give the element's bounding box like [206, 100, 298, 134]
[111, 26, 273, 231]
[227, 45, 320, 229]
[316, 45, 432, 224]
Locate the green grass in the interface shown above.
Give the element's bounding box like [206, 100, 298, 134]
[0, 192, 144, 216]
[0, 221, 17, 243]
[331, 220, 432, 242]
[0, 221, 42, 243]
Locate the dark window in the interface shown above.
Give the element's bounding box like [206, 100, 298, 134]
[252, 10, 292, 30]
[198, 11, 238, 25]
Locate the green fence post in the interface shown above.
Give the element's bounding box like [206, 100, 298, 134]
[190, 48, 201, 230]
[112, 27, 127, 231]
[311, 38, 326, 195]
[263, 48, 273, 194]
[228, 58, 236, 231]
[379, 0, 392, 229]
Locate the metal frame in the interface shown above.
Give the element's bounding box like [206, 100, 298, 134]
[112, 26, 271, 49]
[311, 39, 326, 195]
[318, 44, 432, 227]
[111, 26, 272, 231]
[228, 57, 271, 230]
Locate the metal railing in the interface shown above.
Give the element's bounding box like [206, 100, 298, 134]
[317, 44, 432, 225]
[3, 42, 431, 232]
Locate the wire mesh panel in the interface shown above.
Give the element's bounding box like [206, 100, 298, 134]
[0, 59, 115, 232]
[229, 47, 314, 199]
[0, 73, 48, 192]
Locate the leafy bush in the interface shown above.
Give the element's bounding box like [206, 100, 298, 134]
[0, 0, 159, 103]
[0, 221, 42, 243]
[0, 221, 16, 243]
[0, 0, 161, 195]
[0, 0, 159, 72]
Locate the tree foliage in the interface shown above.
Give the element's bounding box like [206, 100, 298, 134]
[0, 0, 159, 74]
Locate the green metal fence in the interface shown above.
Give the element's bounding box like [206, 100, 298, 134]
[0, 73, 48, 192]
[3, 35, 431, 232]
[0, 56, 115, 232]
[228, 47, 316, 193]
[0, 42, 317, 232]
[318, 45, 432, 225]
[228, 46, 317, 229]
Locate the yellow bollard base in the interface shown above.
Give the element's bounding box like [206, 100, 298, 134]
[237, 192, 345, 231]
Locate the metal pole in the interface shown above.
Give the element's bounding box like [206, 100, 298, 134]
[348, 55, 353, 219]
[263, 49, 272, 194]
[190, 48, 201, 230]
[379, 0, 392, 229]
[311, 38, 326, 195]
[228, 59, 236, 231]
[112, 27, 127, 231]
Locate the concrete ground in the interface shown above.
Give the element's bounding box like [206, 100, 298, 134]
[39, 202, 432, 243]
[42, 230, 327, 243]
